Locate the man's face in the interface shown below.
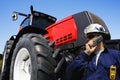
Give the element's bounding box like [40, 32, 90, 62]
[86, 33, 99, 46]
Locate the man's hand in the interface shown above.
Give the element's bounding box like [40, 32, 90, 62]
[84, 39, 97, 55]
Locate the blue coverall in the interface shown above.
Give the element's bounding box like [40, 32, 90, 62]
[65, 48, 120, 80]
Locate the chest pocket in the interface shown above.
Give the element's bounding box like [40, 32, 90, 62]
[99, 54, 119, 77]
[99, 54, 116, 71]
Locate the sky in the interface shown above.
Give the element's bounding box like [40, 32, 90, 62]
[0, 0, 120, 53]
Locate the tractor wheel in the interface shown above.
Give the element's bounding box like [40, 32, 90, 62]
[1, 40, 14, 80]
[10, 33, 57, 80]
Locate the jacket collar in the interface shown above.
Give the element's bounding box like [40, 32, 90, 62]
[101, 47, 109, 54]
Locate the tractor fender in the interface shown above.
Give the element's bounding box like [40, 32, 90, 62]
[9, 26, 48, 59]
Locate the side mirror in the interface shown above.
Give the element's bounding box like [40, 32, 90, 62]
[12, 12, 18, 21]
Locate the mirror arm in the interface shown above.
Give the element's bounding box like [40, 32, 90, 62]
[13, 11, 28, 17]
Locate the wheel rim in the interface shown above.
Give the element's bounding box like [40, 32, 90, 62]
[14, 48, 31, 80]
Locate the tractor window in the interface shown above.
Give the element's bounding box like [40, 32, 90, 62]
[20, 18, 30, 28]
[32, 16, 54, 29]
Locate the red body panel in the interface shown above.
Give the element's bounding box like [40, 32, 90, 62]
[45, 16, 77, 46]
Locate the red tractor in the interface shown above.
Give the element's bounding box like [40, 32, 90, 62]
[1, 6, 120, 80]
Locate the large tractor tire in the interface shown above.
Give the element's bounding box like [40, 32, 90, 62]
[1, 40, 14, 80]
[10, 33, 57, 80]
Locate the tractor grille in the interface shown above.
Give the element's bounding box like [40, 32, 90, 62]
[55, 33, 72, 44]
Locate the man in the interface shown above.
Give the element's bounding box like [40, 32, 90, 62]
[65, 23, 120, 80]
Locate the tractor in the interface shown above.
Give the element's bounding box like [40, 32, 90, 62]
[1, 6, 120, 80]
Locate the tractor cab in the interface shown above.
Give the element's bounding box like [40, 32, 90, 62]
[12, 6, 57, 31]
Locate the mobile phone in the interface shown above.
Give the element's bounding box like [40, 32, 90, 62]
[92, 35, 103, 47]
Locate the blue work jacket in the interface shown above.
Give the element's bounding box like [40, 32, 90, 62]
[65, 48, 120, 80]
